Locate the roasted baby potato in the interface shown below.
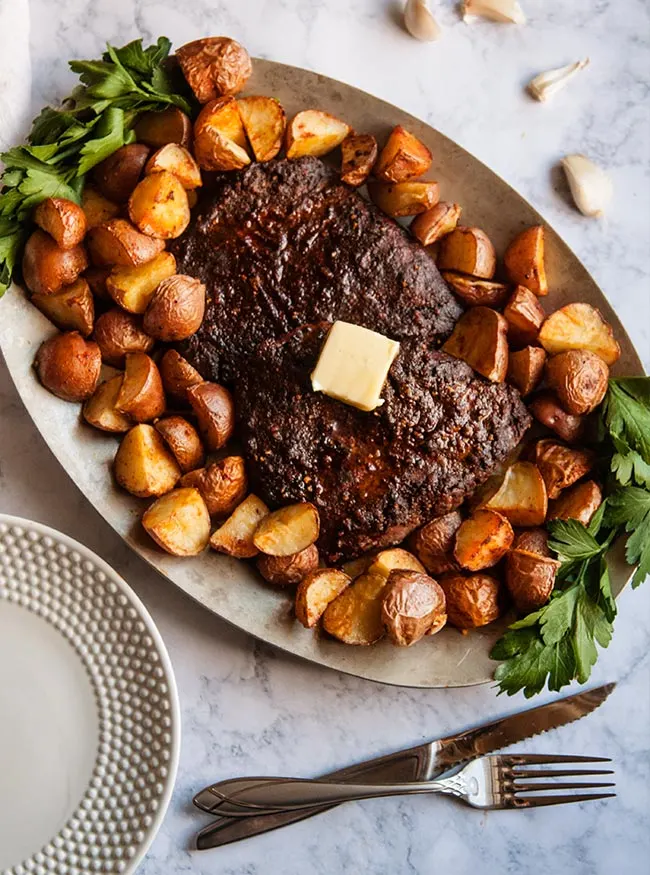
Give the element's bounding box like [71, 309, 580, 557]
[34, 331, 101, 402]
[177, 37, 252, 102]
[503, 285, 546, 347]
[453, 509, 514, 571]
[134, 107, 193, 150]
[340, 133, 378, 187]
[143, 275, 206, 341]
[506, 549, 560, 613]
[382, 570, 447, 646]
[113, 423, 181, 498]
[34, 197, 87, 250]
[412, 203, 462, 247]
[22, 230, 88, 295]
[187, 381, 235, 451]
[142, 487, 210, 556]
[93, 144, 150, 203]
[506, 346, 547, 396]
[529, 391, 585, 443]
[82, 375, 131, 433]
[195, 96, 248, 148]
[81, 186, 120, 229]
[115, 352, 166, 422]
[368, 180, 439, 218]
[548, 480, 602, 525]
[32, 277, 94, 336]
[238, 96, 287, 162]
[442, 306, 509, 383]
[145, 144, 202, 190]
[375, 125, 432, 183]
[513, 527, 550, 557]
[439, 574, 502, 630]
[209, 494, 270, 558]
[128, 171, 190, 240]
[285, 110, 351, 159]
[436, 227, 497, 279]
[154, 416, 205, 473]
[342, 554, 376, 581]
[180, 456, 247, 517]
[193, 97, 251, 171]
[106, 251, 177, 314]
[483, 461, 548, 527]
[545, 349, 609, 414]
[322, 570, 387, 645]
[410, 510, 462, 575]
[504, 225, 547, 296]
[539, 302, 621, 365]
[369, 547, 425, 579]
[295, 568, 352, 628]
[159, 349, 203, 405]
[534, 439, 594, 499]
[87, 219, 166, 268]
[93, 308, 154, 367]
[257, 544, 319, 586]
[253, 502, 320, 557]
[440, 271, 509, 308]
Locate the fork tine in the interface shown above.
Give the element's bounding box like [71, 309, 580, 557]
[514, 792, 616, 808]
[503, 754, 612, 765]
[514, 781, 616, 793]
[511, 768, 614, 778]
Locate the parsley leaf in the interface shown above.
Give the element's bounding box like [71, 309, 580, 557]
[602, 378, 650, 485]
[605, 487, 650, 587]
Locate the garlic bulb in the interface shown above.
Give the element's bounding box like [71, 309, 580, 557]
[528, 60, 590, 102]
[404, 0, 442, 41]
[561, 154, 613, 218]
[462, 0, 526, 24]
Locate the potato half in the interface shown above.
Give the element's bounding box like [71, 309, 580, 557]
[285, 110, 351, 159]
[35, 330, 101, 402]
[382, 570, 447, 646]
[115, 352, 166, 423]
[83, 375, 131, 433]
[504, 285, 546, 347]
[253, 502, 320, 557]
[439, 574, 502, 631]
[32, 277, 94, 337]
[93, 143, 150, 203]
[81, 186, 120, 229]
[93, 308, 154, 367]
[159, 349, 203, 405]
[534, 439, 594, 499]
[375, 125, 432, 183]
[295, 569, 352, 628]
[369, 547, 425, 579]
[482, 461, 548, 527]
[368, 180, 439, 218]
[87, 219, 166, 268]
[128, 171, 191, 240]
[322, 571, 387, 645]
[209, 494, 270, 558]
[187, 382, 235, 451]
[504, 225, 547, 296]
[134, 107, 193, 150]
[548, 480, 603, 525]
[34, 197, 87, 250]
[506, 346, 547, 396]
[454, 509, 514, 571]
[440, 271, 508, 308]
[506, 549, 560, 614]
[180, 456, 247, 517]
[238, 96, 287, 162]
[106, 251, 177, 314]
[340, 133, 378, 187]
[410, 511, 462, 575]
[143, 275, 206, 341]
[22, 230, 88, 295]
[442, 306, 509, 383]
[154, 416, 205, 474]
[437, 227, 496, 279]
[257, 544, 320, 586]
[529, 391, 585, 443]
[145, 143, 202, 190]
[142, 487, 210, 556]
[113, 423, 181, 498]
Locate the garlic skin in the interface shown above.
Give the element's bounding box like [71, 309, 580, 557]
[561, 154, 613, 218]
[404, 0, 442, 41]
[462, 0, 526, 24]
[528, 60, 590, 102]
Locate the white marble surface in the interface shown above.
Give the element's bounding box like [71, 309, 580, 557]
[1, 0, 649, 872]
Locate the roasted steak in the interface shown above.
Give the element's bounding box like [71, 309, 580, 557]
[236, 325, 531, 563]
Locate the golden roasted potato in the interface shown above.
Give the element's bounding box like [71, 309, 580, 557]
[529, 391, 585, 443]
[441, 271, 509, 308]
[145, 144, 202, 190]
[193, 97, 251, 171]
[106, 251, 177, 314]
[412, 203, 462, 246]
[34, 331, 101, 402]
[177, 37, 252, 102]
[113, 423, 181, 498]
[382, 570, 447, 646]
[143, 275, 206, 341]
[545, 350, 609, 415]
[369, 548, 425, 579]
[295, 568, 352, 628]
[180, 456, 247, 517]
[375, 125, 432, 183]
[32, 277, 94, 337]
[340, 133, 378, 187]
[322, 570, 387, 645]
[159, 349, 203, 405]
[483, 461, 548, 527]
[540, 303, 621, 365]
[187, 381, 235, 451]
[548, 480, 602, 525]
[34, 197, 87, 250]
[83, 266, 111, 301]
[506, 549, 560, 613]
[82, 375, 131, 433]
[22, 230, 88, 295]
[285, 110, 351, 159]
[93, 144, 150, 203]
[513, 527, 550, 557]
[115, 352, 166, 423]
[436, 227, 496, 279]
[257, 544, 319, 586]
[93, 308, 154, 367]
[87, 219, 166, 268]
[238, 96, 287, 162]
[442, 306, 509, 383]
[439, 574, 502, 630]
[142, 487, 210, 556]
[368, 180, 439, 218]
[253, 502, 320, 557]
[81, 186, 120, 229]
[453, 509, 514, 571]
[534, 439, 595, 499]
[134, 107, 193, 149]
[504, 285, 546, 347]
[504, 225, 547, 297]
[209, 494, 270, 558]
[154, 416, 205, 473]
[410, 511, 462, 575]
[506, 346, 547, 396]
[128, 171, 190, 240]
[342, 554, 376, 581]
[196, 97, 248, 148]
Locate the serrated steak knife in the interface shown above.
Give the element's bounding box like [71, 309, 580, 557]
[194, 682, 615, 850]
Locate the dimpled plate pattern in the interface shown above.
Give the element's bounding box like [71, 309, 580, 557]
[0, 515, 180, 875]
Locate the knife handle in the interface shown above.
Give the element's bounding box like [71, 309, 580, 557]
[196, 803, 339, 850]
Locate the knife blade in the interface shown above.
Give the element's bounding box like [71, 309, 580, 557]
[195, 682, 615, 850]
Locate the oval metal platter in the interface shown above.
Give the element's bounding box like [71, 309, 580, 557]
[0, 59, 643, 688]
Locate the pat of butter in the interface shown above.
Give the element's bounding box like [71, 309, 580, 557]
[311, 321, 400, 412]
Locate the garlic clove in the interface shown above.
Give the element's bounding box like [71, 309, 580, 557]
[404, 0, 442, 41]
[462, 0, 526, 24]
[561, 154, 613, 218]
[528, 59, 590, 102]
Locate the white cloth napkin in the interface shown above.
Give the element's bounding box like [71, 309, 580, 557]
[0, 0, 32, 151]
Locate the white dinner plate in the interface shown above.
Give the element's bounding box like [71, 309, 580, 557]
[0, 514, 180, 874]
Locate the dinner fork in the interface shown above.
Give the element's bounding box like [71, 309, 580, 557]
[204, 754, 615, 816]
